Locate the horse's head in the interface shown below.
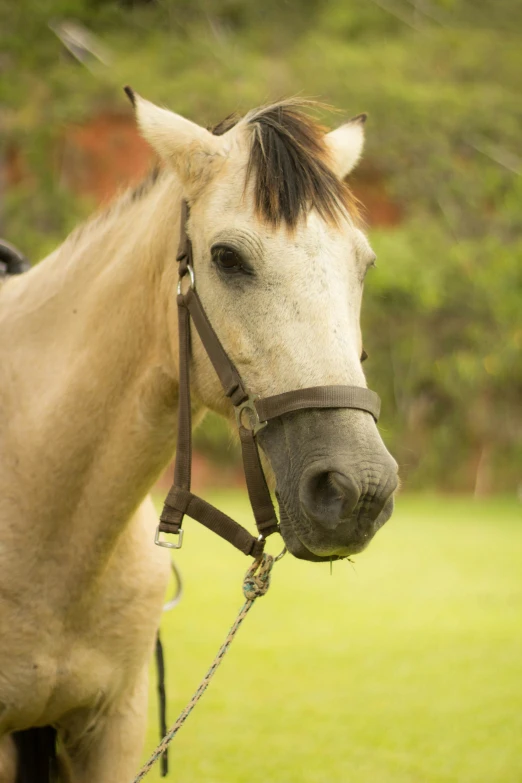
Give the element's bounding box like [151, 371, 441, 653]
[132, 93, 398, 561]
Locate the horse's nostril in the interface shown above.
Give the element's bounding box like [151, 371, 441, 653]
[300, 469, 360, 531]
[330, 472, 360, 520]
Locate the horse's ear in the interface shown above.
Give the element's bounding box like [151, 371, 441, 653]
[124, 87, 225, 194]
[325, 114, 366, 179]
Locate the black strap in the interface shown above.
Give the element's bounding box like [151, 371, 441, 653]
[183, 288, 248, 406]
[256, 385, 381, 423]
[155, 635, 168, 777]
[238, 427, 279, 536]
[161, 486, 264, 558]
[159, 211, 264, 558]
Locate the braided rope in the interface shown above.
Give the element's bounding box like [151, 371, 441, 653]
[132, 553, 275, 782]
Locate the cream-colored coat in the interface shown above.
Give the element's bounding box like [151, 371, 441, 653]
[0, 95, 379, 781]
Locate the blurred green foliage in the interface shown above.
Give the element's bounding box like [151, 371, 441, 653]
[0, 0, 520, 491]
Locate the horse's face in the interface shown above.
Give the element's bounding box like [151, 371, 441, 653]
[133, 93, 398, 561]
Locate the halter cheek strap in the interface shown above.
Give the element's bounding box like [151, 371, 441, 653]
[157, 201, 381, 559]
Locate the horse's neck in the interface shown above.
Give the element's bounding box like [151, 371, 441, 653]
[0, 174, 191, 581]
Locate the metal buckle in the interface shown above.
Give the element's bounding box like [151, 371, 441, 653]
[235, 395, 267, 435]
[155, 526, 184, 549]
[177, 263, 195, 295]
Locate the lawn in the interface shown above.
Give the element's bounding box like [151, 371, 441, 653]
[141, 492, 522, 783]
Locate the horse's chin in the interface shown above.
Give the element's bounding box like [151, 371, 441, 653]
[276, 496, 365, 562]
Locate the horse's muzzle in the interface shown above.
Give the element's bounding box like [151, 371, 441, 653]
[258, 407, 398, 561]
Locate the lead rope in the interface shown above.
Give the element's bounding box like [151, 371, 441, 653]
[131, 553, 276, 783]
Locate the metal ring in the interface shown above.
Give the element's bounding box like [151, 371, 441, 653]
[257, 533, 287, 562]
[177, 264, 195, 295]
[235, 395, 267, 435]
[275, 546, 287, 562]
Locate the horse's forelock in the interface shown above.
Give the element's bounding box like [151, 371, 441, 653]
[212, 101, 360, 229]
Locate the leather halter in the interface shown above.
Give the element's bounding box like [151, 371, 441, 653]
[157, 201, 381, 559]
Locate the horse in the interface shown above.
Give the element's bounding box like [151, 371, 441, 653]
[0, 93, 398, 782]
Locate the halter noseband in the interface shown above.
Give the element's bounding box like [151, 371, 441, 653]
[156, 201, 381, 560]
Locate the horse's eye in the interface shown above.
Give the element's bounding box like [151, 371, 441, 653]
[361, 349, 368, 363]
[211, 245, 244, 273]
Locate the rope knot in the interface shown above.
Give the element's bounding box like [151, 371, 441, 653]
[243, 553, 274, 601]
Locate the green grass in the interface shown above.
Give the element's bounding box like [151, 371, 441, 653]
[142, 493, 522, 783]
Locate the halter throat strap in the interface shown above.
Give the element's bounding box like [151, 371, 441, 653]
[157, 201, 381, 559]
